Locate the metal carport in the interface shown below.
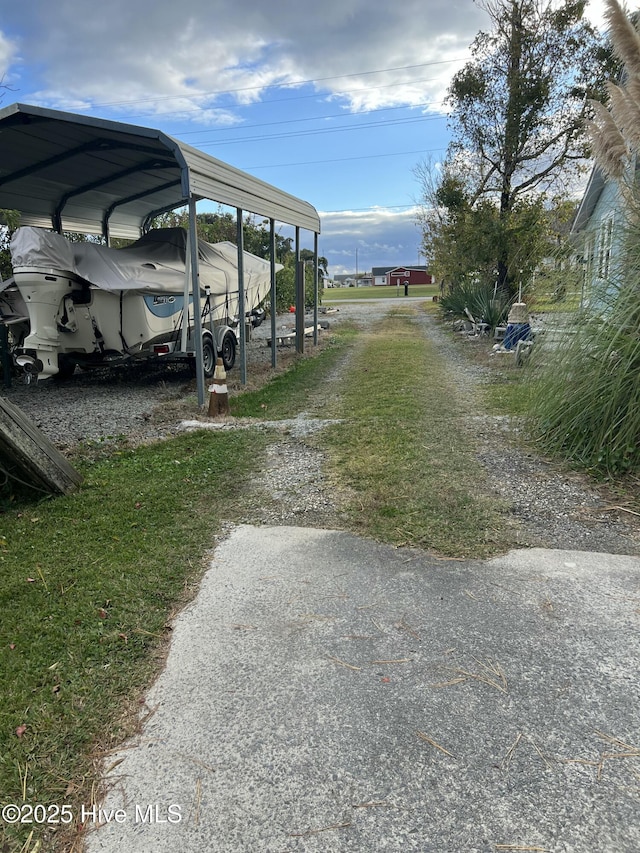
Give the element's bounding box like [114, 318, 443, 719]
[0, 103, 321, 403]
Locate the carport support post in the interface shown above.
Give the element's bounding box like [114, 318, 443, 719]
[313, 232, 319, 346]
[181, 231, 191, 354]
[236, 208, 247, 386]
[270, 218, 277, 369]
[295, 227, 304, 354]
[188, 196, 205, 407]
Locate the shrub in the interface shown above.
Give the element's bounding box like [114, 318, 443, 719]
[439, 282, 512, 330]
[528, 248, 640, 475]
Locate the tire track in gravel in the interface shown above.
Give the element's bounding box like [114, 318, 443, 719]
[414, 309, 640, 555]
[237, 301, 391, 530]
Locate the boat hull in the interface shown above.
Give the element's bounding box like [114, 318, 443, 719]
[5, 227, 276, 379]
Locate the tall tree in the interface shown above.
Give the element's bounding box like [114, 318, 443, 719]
[300, 248, 329, 279]
[422, 0, 615, 294]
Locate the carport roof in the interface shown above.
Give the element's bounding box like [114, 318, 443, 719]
[0, 103, 321, 239]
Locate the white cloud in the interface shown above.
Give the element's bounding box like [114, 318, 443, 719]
[585, 0, 608, 27]
[319, 207, 423, 274]
[0, 30, 20, 92]
[2, 1, 608, 274]
[3, 0, 488, 119]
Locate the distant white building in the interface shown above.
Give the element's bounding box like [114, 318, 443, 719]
[333, 273, 371, 287]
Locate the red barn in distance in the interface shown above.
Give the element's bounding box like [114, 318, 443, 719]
[372, 265, 434, 286]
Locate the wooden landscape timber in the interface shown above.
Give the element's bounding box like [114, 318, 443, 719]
[267, 324, 325, 347]
[0, 397, 82, 495]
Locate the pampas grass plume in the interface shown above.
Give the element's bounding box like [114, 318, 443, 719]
[605, 0, 640, 77]
[588, 99, 628, 178]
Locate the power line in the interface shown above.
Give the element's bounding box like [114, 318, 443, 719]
[321, 203, 419, 213]
[158, 79, 449, 125]
[111, 77, 450, 126]
[190, 113, 443, 148]
[74, 56, 468, 113]
[178, 100, 447, 139]
[239, 145, 447, 171]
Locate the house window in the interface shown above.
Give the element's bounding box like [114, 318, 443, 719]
[584, 233, 594, 276]
[583, 233, 595, 303]
[597, 217, 614, 280]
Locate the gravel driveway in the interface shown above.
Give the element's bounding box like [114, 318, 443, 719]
[3, 298, 639, 557]
[240, 300, 640, 557]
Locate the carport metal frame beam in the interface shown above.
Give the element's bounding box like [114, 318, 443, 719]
[270, 219, 277, 370]
[236, 209, 247, 387]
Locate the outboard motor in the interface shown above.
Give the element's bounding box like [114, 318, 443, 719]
[15, 351, 44, 380]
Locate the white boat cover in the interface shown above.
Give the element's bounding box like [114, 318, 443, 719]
[10, 226, 279, 296]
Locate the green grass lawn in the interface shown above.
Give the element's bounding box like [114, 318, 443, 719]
[0, 428, 271, 852]
[320, 306, 513, 556]
[230, 326, 356, 418]
[323, 284, 439, 301]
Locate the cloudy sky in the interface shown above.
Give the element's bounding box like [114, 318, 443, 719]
[0, 0, 609, 275]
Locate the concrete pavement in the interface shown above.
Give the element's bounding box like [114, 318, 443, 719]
[85, 525, 640, 852]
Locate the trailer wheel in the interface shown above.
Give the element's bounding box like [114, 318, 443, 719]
[220, 330, 236, 371]
[202, 335, 216, 378]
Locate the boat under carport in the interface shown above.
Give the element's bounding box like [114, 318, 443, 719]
[0, 102, 322, 402]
